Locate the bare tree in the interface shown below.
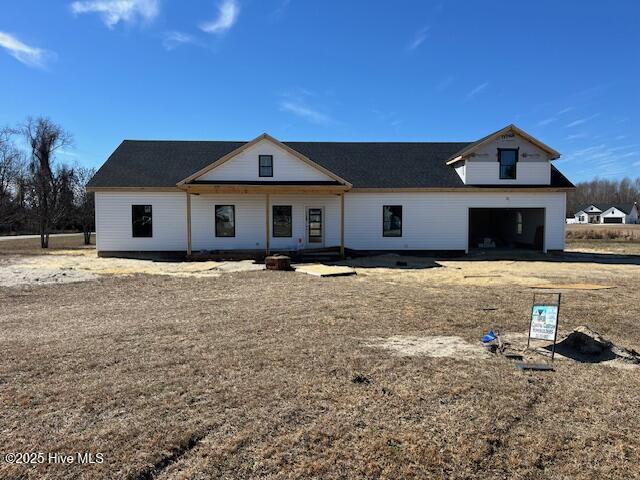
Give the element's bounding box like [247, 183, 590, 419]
[20, 117, 73, 248]
[567, 176, 640, 216]
[74, 167, 96, 245]
[0, 128, 26, 231]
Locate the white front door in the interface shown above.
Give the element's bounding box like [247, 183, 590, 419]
[306, 207, 324, 247]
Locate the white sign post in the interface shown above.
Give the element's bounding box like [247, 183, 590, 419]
[527, 293, 561, 360]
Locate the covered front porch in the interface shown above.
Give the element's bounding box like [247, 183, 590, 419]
[181, 182, 349, 258]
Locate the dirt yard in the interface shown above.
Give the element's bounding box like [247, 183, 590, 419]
[1, 235, 639, 479]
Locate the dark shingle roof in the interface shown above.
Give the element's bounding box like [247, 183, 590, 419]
[87, 140, 574, 189]
[614, 204, 637, 214]
[580, 203, 637, 215]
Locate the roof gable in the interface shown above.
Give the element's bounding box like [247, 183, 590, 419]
[581, 204, 602, 212]
[178, 134, 351, 186]
[603, 204, 637, 215]
[446, 124, 561, 165]
[602, 206, 624, 215]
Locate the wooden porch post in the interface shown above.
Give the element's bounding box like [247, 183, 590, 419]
[265, 193, 270, 256]
[340, 192, 345, 258]
[186, 192, 192, 257]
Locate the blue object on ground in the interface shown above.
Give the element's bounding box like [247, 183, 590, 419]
[481, 330, 497, 343]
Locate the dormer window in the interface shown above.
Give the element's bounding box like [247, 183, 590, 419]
[498, 148, 518, 180]
[259, 155, 273, 177]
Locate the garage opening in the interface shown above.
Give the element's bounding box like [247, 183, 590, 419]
[603, 217, 623, 224]
[468, 208, 545, 251]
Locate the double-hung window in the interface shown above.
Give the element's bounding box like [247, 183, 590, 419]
[498, 148, 518, 179]
[272, 205, 292, 237]
[259, 155, 273, 177]
[215, 205, 235, 237]
[383, 205, 402, 237]
[132, 205, 152, 237]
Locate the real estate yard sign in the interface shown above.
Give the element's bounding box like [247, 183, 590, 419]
[527, 293, 561, 360]
[530, 305, 558, 340]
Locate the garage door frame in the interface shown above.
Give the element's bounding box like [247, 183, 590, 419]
[466, 207, 546, 253]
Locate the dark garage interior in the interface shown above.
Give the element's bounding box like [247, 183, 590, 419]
[469, 208, 545, 250]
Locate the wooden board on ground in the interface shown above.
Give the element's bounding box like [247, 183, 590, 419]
[293, 264, 356, 277]
[515, 362, 554, 371]
[531, 283, 614, 290]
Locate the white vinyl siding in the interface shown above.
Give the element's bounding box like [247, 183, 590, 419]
[197, 139, 334, 182]
[344, 191, 566, 251]
[95, 192, 187, 251]
[465, 161, 550, 185]
[269, 194, 341, 250]
[190, 194, 341, 251]
[463, 134, 552, 185]
[192, 194, 265, 250]
[454, 163, 465, 182]
[95, 191, 567, 253]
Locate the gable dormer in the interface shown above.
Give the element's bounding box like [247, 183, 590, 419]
[584, 205, 602, 213]
[178, 133, 350, 186]
[447, 125, 560, 186]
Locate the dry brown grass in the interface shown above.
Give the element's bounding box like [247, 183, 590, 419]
[1, 249, 640, 479]
[566, 224, 640, 241]
[0, 233, 96, 255]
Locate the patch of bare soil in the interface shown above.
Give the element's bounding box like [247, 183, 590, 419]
[0, 256, 97, 287]
[366, 335, 489, 359]
[499, 327, 640, 370]
[345, 256, 628, 288]
[0, 251, 264, 287]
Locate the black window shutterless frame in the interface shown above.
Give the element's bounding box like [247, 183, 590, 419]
[215, 205, 235, 237]
[259, 155, 273, 177]
[498, 148, 518, 180]
[272, 205, 292, 237]
[382, 205, 402, 237]
[132, 205, 152, 237]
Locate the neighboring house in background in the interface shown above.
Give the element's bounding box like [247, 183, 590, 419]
[87, 124, 574, 257]
[571, 203, 639, 224]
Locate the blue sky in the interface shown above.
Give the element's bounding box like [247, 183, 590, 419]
[1, 0, 638, 182]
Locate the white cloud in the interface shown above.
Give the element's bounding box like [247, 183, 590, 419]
[280, 101, 332, 125]
[0, 31, 53, 68]
[537, 117, 557, 127]
[563, 141, 640, 174]
[556, 106, 574, 115]
[464, 82, 488, 102]
[200, 0, 240, 34]
[565, 113, 600, 128]
[70, 0, 160, 28]
[609, 144, 638, 152]
[278, 89, 336, 126]
[566, 133, 588, 140]
[162, 31, 200, 51]
[407, 26, 430, 51]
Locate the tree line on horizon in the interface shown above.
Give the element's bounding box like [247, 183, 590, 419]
[0, 117, 94, 247]
[567, 177, 640, 217]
